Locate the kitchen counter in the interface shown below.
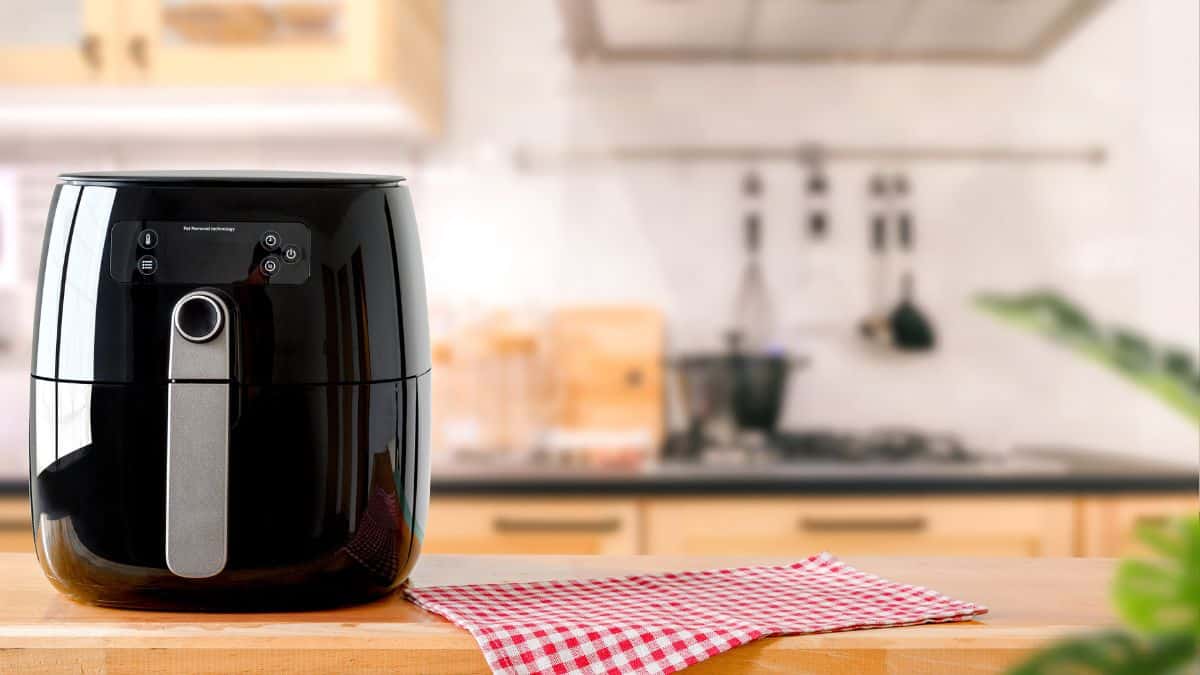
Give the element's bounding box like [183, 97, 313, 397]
[2, 451, 1194, 498]
[432, 451, 1198, 495]
[0, 553, 1113, 674]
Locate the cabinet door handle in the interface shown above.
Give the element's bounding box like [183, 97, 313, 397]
[129, 35, 148, 69]
[1134, 515, 1169, 529]
[80, 34, 101, 70]
[799, 516, 927, 533]
[493, 517, 621, 534]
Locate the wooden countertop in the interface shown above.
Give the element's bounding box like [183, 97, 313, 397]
[0, 553, 1116, 674]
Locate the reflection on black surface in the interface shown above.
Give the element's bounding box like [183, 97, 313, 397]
[342, 450, 407, 583]
[31, 184, 80, 378]
[58, 187, 116, 382]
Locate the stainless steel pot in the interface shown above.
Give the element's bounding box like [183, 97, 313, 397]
[671, 353, 802, 440]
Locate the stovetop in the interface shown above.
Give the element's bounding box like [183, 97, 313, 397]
[432, 430, 1200, 489]
[664, 428, 985, 465]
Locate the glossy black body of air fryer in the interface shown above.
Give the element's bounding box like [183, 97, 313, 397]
[29, 172, 431, 609]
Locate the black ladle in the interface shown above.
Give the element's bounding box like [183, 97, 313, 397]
[889, 212, 936, 350]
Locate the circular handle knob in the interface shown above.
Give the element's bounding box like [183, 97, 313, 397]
[173, 294, 224, 343]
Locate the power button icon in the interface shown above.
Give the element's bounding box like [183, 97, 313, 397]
[282, 245, 300, 263]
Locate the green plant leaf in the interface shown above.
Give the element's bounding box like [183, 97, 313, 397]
[972, 290, 1200, 426]
[1007, 630, 1197, 675]
[1113, 518, 1200, 636]
[1010, 518, 1200, 674]
[1136, 521, 1188, 560]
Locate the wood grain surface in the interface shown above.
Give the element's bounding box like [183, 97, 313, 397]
[0, 553, 1117, 674]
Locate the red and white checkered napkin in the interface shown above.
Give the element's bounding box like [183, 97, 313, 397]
[405, 553, 987, 675]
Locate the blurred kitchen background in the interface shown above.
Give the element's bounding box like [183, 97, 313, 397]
[0, 0, 1196, 558]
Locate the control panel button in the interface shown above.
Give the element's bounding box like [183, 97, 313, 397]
[137, 255, 158, 276]
[260, 255, 281, 277]
[282, 244, 300, 263]
[137, 229, 159, 249]
[261, 231, 281, 250]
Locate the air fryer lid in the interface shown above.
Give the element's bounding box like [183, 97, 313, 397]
[59, 170, 405, 187]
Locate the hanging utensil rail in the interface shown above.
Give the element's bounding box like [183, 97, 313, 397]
[513, 143, 1106, 169]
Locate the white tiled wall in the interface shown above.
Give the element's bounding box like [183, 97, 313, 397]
[0, 0, 1196, 475]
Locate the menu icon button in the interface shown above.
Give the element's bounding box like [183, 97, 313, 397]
[137, 255, 158, 276]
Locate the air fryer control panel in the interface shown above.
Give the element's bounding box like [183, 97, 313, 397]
[109, 221, 311, 285]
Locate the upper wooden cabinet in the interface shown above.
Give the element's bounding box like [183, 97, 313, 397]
[0, 0, 443, 134]
[0, 1, 119, 84]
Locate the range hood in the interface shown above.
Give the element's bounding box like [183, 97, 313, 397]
[560, 0, 1109, 64]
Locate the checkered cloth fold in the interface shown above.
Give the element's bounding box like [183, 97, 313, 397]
[405, 552, 987, 675]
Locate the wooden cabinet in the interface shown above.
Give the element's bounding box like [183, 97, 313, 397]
[424, 497, 641, 555]
[1078, 494, 1199, 557]
[4, 492, 1196, 557]
[0, 0, 443, 134]
[0, 1, 119, 84]
[643, 496, 1076, 557]
[0, 497, 30, 553]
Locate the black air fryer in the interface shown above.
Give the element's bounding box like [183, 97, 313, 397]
[28, 171, 430, 610]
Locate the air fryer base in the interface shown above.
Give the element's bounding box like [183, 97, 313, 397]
[30, 377, 429, 611]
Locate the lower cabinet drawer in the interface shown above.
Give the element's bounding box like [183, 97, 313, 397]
[425, 497, 640, 555]
[1079, 494, 1199, 557]
[644, 497, 1076, 557]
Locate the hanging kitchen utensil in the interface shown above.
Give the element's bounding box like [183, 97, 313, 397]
[890, 274, 936, 350]
[732, 213, 776, 352]
[805, 163, 829, 240]
[731, 170, 775, 352]
[858, 173, 891, 343]
[888, 175, 936, 350]
[742, 168, 763, 200]
[891, 174, 913, 307]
